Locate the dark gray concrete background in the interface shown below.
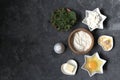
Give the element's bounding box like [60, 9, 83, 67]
[0, 0, 120, 80]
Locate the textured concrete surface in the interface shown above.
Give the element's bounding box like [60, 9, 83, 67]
[0, 0, 120, 80]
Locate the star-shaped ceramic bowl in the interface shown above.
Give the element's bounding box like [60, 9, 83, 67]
[81, 52, 106, 77]
[82, 8, 107, 31]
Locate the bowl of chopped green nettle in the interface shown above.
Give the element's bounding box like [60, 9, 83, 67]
[51, 8, 77, 31]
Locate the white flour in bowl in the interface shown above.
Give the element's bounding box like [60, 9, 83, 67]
[73, 31, 92, 52]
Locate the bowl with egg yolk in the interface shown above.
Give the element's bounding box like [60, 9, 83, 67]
[81, 52, 106, 77]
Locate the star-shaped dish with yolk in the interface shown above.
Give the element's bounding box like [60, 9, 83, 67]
[81, 52, 106, 77]
[82, 8, 107, 31]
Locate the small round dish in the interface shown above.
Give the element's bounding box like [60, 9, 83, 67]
[68, 28, 94, 55]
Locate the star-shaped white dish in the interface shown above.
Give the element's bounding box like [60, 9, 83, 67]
[81, 52, 106, 77]
[82, 8, 107, 31]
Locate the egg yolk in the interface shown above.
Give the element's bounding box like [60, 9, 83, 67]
[87, 61, 97, 70]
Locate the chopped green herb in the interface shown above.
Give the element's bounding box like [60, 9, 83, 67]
[51, 8, 77, 31]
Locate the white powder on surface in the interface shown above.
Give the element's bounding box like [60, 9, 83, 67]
[73, 31, 92, 51]
[87, 11, 101, 29]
